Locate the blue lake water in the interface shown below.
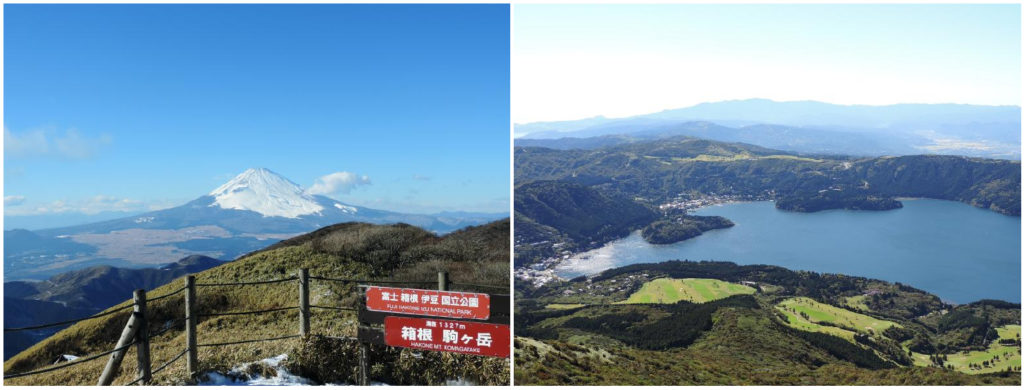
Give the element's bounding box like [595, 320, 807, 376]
[555, 199, 1021, 304]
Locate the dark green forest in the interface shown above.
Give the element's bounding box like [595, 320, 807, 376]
[515, 261, 1021, 385]
[515, 137, 1020, 216]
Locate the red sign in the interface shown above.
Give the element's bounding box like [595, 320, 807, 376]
[384, 316, 510, 358]
[366, 286, 491, 320]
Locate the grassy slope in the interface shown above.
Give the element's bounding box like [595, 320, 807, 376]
[516, 263, 1018, 384]
[618, 278, 755, 304]
[776, 297, 900, 342]
[844, 295, 871, 311]
[514, 306, 1017, 385]
[941, 325, 1021, 374]
[4, 220, 510, 385]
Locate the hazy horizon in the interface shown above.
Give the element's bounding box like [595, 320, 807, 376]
[514, 4, 1021, 124]
[513, 97, 1023, 127]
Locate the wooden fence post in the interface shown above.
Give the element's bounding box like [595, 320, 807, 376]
[97, 308, 140, 385]
[133, 289, 151, 384]
[358, 293, 370, 386]
[185, 275, 198, 381]
[438, 271, 449, 291]
[359, 339, 370, 385]
[298, 268, 310, 337]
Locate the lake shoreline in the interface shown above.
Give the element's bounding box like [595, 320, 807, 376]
[550, 199, 1021, 304]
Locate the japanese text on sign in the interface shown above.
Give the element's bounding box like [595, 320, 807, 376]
[384, 316, 509, 358]
[366, 287, 491, 320]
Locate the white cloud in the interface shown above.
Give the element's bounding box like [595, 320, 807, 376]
[4, 127, 112, 159]
[4, 195, 26, 206]
[4, 195, 148, 216]
[306, 172, 371, 196]
[3, 129, 49, 156]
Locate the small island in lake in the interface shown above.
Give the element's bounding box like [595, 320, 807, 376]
[641, 215, 734, 244]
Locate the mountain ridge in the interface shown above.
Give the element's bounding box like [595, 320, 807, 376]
[515, 99, 1021, 159]
[3, 255, 224, 359]
[5, 168, 505, 281]
[4, 219, 511, 385]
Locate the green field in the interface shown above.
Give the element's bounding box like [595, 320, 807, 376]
[776, 297, 900, 341]
[545, 303, 586, 310]
[761, 154, 823, 162]
[665, 153, 822, 163]
[618, 278, 755, 304]
[843, 295, 871, 311]
[938, 325, 1021, 374]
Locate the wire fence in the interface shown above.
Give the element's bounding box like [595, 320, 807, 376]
[450, 282, 508, 291]
[149, 318, 185, 339]
[146, 286, 187, 303]
[2, 285, 192, 334]
[150, 348, 189, 376]
[125, 347, 189, 386]
[309, 276, 437, 286]
[197, 334, 301, 348]
[2, 271, 507, 384]
[198, 306, 298, 318]
[2, 343, 133, 380]
[195, 277, 297, 287]
[3, 304, 134, 333]
[310, 305, 357, 312]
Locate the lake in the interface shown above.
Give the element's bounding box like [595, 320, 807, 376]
[555, 199, 1021, 304]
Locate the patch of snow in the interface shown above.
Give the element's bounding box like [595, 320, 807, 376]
[135, 216, 155, 223]
[333, 203, 358, 214]
[199, 354, 315, 386]
[209, 168, 324, 219]
[445, 377, 478, 386]
[63, 355, 79, 361]
[198, 354, 391, 386]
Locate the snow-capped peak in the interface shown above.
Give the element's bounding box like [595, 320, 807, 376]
[208, 168, 324, 218]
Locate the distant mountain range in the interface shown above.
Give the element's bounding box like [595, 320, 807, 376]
[3, 255, 224, 359]
[515, 99, 1021, 159]
[514, 137, 1021, 268]
[4, 168, 505, 281]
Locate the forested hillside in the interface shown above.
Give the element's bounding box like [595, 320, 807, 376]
[515, 261, 1021, 385]
[515, 137, 1021, 216]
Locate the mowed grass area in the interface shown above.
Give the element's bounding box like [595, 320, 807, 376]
[940, 325, 1021, 374]
[664, 153, 822, 164]
[545, 303, 586, 310]
[761, 154, 823, 162]
[618, 278, 755, 304]
[669, 152, 754, 163]
[776, 297, 900, 342]
[843, 295, 871, 311]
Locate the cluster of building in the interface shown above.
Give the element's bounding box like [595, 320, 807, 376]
[559, 273, 650, 296]
[514, 266, 561, 287]
[514, 239, 576, 287]
[657, 192, 772, 212]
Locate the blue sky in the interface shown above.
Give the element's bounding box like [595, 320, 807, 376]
[514, 4, 1021, 123]
[4, 4, 510, 228]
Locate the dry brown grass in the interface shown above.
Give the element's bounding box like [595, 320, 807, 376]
[4, 220, 510, 385]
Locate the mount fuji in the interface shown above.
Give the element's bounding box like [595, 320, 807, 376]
[5, 168, 505, 281]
